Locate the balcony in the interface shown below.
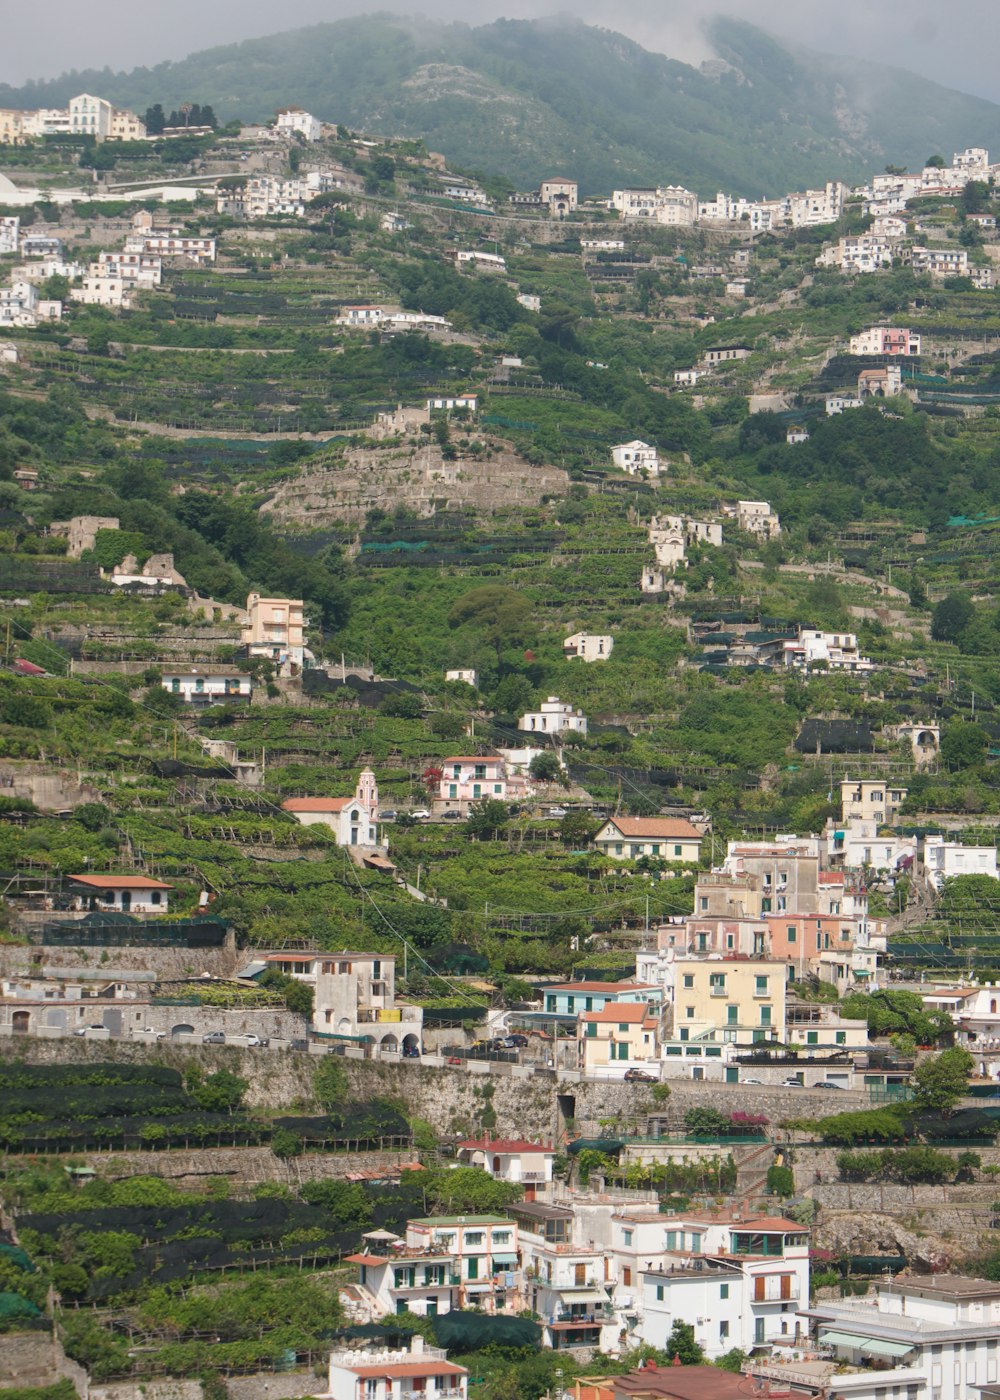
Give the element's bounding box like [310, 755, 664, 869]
[710, 986, 728, 997]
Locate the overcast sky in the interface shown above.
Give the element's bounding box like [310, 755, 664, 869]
[2, 0, 999, 103]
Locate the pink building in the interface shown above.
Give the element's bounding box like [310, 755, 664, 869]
[438, 756, 506, 807]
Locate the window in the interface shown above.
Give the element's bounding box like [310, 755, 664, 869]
[755, 975, 769, 996]
[467, 1257, 479, 1280]
[720, 1284, 729, 1299]
[806, 1031, 818, 1045]
[665, 1232, 678, 1249]
[586, 1023, 596, 1039]
[727, 1005, 739, 1025]
[619, 1023, 629, 1033]
[623, 1267, 632, 1286]
[656, 1284, 664, 1301]
[465, 1231, 483, 1245]
[787, 926, 797, 943]
[836, 1031, 846, 1045]
[686, 1006, 695, 1019]
[683, 975, 694, 988]
[720, 1321, 730, 1339]
[699, 897, 709, 912]
[623, 1230, 633, 1246]
[651, 845, 660, 857]
[760, 1005, 771, 1027]
[679, 1029, 689, 1042]
[674, 845, 682, 857]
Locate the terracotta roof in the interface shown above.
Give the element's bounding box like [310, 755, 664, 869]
[581, 1004, 658, 1025]
[599, 818, 703, 840]
[442, 756, 503, 764]
[281, 797, 351, 812]
[347, 1363, 467, 1379]
[614, 1364, 752, 1400]
[818, 872, 845, 884]
[457, 1137, 554, 1153]
[69, 874, 172, 890]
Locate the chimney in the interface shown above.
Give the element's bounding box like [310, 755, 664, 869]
[411, 1336, 425, 1356]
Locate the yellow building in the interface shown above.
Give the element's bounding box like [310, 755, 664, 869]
[578, 1002, 660, 1072]
[670, 958, 787, 1048]
[840, 779, 907, 826]
[0, 110, 25, 145]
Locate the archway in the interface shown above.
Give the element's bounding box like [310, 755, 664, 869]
[12, 1010, 29, 1035]
[171, 1023, 195, 1038]
[379, 1033, 399, 1057]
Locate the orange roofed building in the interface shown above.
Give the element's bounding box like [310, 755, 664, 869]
[594, 817, 704, 863]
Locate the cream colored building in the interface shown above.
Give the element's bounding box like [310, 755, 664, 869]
[840, 779, 907, 826]
[579, 1002, 660, 1073]
[69, 94, 113, 139]
[110, 109, 147, 141]
[0, 111, 25, 145]
[668, 958, 787, 1048]
[242, 593, 305, 674]
[563, 633, 613, 662]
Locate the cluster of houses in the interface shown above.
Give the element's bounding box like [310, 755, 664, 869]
[0, 210, 215, 325]
[610, 179, 846, 232]
[325, 1266, 1000, 1400]
[0, 92, 146, 144]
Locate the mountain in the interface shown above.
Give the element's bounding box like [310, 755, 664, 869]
[4, 14, 1000, 195]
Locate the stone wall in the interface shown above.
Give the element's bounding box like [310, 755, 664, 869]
[66, 1145, 417, 1188]
[0, 1330, 90, 1397]
[0, 943, 241, 981]
[93, 1381, 203, 1400]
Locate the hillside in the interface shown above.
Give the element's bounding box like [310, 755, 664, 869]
[5, 15, 1000, 193]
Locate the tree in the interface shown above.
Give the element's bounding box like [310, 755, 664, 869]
[448, 586, 532, 664]
[560, 810, 597, 846]
[529, 751, 562, 783]
[313, 1056, 348, 1110]
[684, 1106, 731, 1136]
[716, 1350, 748, 1373]
[492, 673, 535, 715]
[465, 798, 510, 840]
[941, 720, 987, 771]
[911, 1047, 973, 1114]
[426, 1166, 522, 1214]
[667, 1320, 705, 1365]
[186, 1069, 247, 1114]
[931, 592, 974, 642]
[271, 1128, 303, 1158]
[144, 104, 166, 135]
[926, 154, 947, 168]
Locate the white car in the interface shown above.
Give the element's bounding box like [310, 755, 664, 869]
[547, 806, 568, 818]
[411, 808, 431, 820]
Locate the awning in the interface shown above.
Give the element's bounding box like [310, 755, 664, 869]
[558, 1289, 607, 1304]
[819, 1329, 868, 1348]
[491, 1254, 517, 1266]
[862, 1339, 915, 1358]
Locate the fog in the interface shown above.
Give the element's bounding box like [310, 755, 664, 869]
[2, 0, 999, 103]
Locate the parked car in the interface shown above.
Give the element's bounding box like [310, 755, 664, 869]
[814, 1080, 845, 1090]
[624, 1067, 656, 1082]
[139, 1027, 166, 1041]
[242, 1034, 268, 1048]
[504, 1034, 528, 1048]
[411, 808, 431, 821]
[441, 809, 464, 820]
[202, 1031, 226, 1044]
[486, 1038, 506, 1052]
[547, 806, 568, 818]
[380, 809, 398, 822]
[781, 1076, 803, 1086]
[73, 1024, 106, 1037]
[403, 1044, 421, 1058]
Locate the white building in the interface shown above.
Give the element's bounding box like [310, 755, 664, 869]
[455, 1135, 555, 1188]
[722, 499, 780, 538]
[518, 696, 587, 738]
[0, 280, 62, 328]
[563, 633, 613, 662]
[908, 246, 969, 277]
[276, 108, 323, 142]
[426, 394, 476, 413]
[322, 1336, 468, 1400]
[337, 305, 385, 327]
[674, 369, 703, 386]
[620, 1210, 811, 1355]
[455, 250, 506, 271]
[69, 93, 112, 139]
[445, 669, 477, 686]
[816, 236, 894, 273]
[97, 251, 161, 286]
[68, 873, 172, 915]
[281, 769, 381, 848]
[826, 393, 863, 414]
[125, 231, 216, 264]
[71, 275, 132, 308]
[259, 949, 420, 1051]
[923, 835, 998, 891]
[611, 440, 661, 477]
[0, 217, 18, 255]
[161, 666, 251, 703]
[805, 1275, 1000, 1400]
[783, 629, 874, 673]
